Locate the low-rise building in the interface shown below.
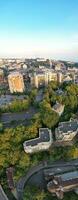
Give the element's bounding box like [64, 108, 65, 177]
[47, 170, 78, 199]
[23, 128, 53, 153]
[52, 102, 64, 116]
[55, 120, 78, 143]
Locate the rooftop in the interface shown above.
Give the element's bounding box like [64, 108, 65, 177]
[8, 71, 22, 77]
[47, 170, 78, 192]
[24, 128, 51, 147]
[61, 171, 78, 181]
[58, 121, 78, 134]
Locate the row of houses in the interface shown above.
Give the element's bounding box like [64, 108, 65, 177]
[7, 68, 78, 93]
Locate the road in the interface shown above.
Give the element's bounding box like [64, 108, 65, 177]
[0, 185, 9, 200]
[16, 159, 78, 200]
[35, 89, 44, 102]
[1, 107, 37, 123]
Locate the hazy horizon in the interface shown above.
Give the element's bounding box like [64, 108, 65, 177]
[0, 0, 78, 61]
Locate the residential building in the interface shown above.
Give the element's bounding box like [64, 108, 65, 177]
[23, 128, 53, 153]
[63, 75, 72, 83]
[22, 64, 27, 69]
[73, 74, 78, 84]
[54, 63, 62, 71]
[8, 72, 25, 93]
[48, 71, 58, 82]
[30, 70, 63, 88]
[36, 58, 46, 62]
[0, 69, 4, 83]
[57, 72, 63, 83]
[55, 120, 78, 143]
[47, 170, 78, 199]
[52, 102, 64, 116]
[30, 72, 48, 88]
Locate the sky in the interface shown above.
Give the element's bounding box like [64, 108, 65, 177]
[0, 0, 78, 60]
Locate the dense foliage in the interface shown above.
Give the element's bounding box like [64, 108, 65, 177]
[0, 82, 78, 199]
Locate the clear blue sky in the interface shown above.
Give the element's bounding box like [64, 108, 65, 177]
[0, 0, 78, 60]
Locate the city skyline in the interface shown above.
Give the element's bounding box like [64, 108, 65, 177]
[0, 0, 78, 61]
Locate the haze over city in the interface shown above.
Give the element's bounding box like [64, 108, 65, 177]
[0, 0, 78, 61]
[1, 1, 78, 200]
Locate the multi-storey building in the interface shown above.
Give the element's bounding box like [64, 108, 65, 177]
[23, 128, 53, 153]
[73, 74, 78, 84]
[55, 120, 78, 143]
[8, 72, 25, 93]
[30, 72, 48, 88]
[30, 70, 63, 88]
[0, 69, 4, 83]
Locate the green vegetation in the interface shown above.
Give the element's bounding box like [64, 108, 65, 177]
[0, 82, 78, 199]
[0, 88, 37, 113]
[23, 186, 78, 200]
[40, 100, 59, 128]
[0, 122, 3, 132]
[1, 98, 30, 112]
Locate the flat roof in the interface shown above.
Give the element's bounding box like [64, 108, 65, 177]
[24, 128, 51, 147]
[47, 171, 78, 191]
[57, 121, 78, 134]
[61, 171, 78, 181]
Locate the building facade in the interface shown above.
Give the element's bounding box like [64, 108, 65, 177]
[47, 170, 78, 199]
[23, 128, 53, 153]
[8, 72, 25, 93]
[55, 120, 78, 142]
[30, 70, 63, 88]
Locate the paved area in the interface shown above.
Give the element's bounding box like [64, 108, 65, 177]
[1, 107, 37, 123]
[0, 185, 9, 200]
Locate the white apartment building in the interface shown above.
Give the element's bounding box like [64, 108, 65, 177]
[23, 128, 53, 154]
[55, 121, 78, 142]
